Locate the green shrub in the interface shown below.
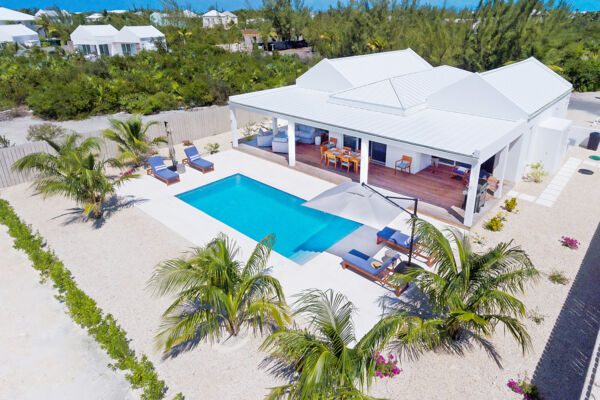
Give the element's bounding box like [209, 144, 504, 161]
[527, 162, 547, 183]
[205, 142, 220, 154]
[0, 199, 169, 400]
[504, 197, 517, 212]
[485, 213, 505, 231]
[548, 270, 569, 285]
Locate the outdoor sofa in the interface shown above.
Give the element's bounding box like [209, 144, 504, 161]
[256, 129, 274, 147]
[183, 146, 214, 173]
[376, 227, 435, 266]
[341, 249, 408, 296]
[147, 156, 180, 185]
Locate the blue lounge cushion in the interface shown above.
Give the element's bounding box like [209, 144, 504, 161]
[397, 161, 408, 168]
[377, 227, 415, 248]
[185, 146, 213, 169]
[342, 249, 399, 276]
[148, 156, 179, 181]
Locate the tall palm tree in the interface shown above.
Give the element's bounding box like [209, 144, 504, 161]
[102, 115, 165, 168]
[177, 28, 192, 44]
[148, 234, 290, 352]
[375, 218, 539, 355]
[261, 289, 391, 400]
[12, 133, 136, 218]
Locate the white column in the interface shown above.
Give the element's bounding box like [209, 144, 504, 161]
[494, 145, 509, 198]
[288, 121, 296, 166]
[463, 162, 481, 227]
[229, 107, 238, 148]
[272, 117, 278, 135]
[360, 137, 369, 183]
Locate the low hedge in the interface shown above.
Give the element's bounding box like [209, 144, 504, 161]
[0, 199, 177, 400]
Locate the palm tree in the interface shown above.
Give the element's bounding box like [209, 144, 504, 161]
[375, 218, 539, 355]
[148, 234, 290, 352]
[177, 28, 192, 44]
[102, 115, 165, 167]
[261, 289, 392, 400]
[12, 133, 136, 218]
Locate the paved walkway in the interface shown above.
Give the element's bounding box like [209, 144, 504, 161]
[0, 226, 136, 400]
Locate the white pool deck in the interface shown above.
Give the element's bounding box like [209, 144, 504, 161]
[118, 150, 455, 339]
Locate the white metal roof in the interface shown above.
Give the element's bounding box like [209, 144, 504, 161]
[230, 85, 522, 159]
[203, 10, 220, 17]
[329, 66, 471, 114]
[0, 7, 34, 21]
[117, 26, 164, 41]
[481, 58, 572, 116]
[0, 24, 38, 42]
[296, 49, 432, 92]
[70, 25, 118, 43]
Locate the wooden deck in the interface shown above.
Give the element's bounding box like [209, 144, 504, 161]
[239, 141, 510, 227]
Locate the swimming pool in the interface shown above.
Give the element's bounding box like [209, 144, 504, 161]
[176, 174, 361, 264]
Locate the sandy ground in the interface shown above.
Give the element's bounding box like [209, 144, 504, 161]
[0, 225, 135, 400]
[567, 91, 600, 127]
[0, 145, 599, 399]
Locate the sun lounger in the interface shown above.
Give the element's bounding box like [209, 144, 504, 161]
[183, 146, 214, 173]
[341, 249, 408, 296]
[147, 156, 180, 185]
[376, 227, 435, 266]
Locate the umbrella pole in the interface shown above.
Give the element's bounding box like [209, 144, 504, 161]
[408, 199, 418, 266]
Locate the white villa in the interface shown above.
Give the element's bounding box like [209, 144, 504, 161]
[70, 25, 166, 57]
[0, 24, 39, 46]
[85, 13, 104, 22]
[229, 49, 573, 227]
[202, 10, 238, 28]
[0, 6, 35, 28]
[34, 9, 71, 19]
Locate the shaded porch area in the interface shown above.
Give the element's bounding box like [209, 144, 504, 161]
[239, 140, 511, 227]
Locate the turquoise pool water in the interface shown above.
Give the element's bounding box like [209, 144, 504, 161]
[176, 174, 361, 264]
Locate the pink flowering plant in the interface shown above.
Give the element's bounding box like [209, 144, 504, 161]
[119, 169, 134, 177]
[560, 236, 580, 249]
[507, 377, 541, 399]
[182, 140, 193, 147]
[373, 352, 402, 379]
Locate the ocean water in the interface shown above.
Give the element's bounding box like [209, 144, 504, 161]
[11, 0, 599, 13]
[176, 174, 361, 264]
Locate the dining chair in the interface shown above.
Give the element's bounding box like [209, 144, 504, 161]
[326, 152, 338, 169]
[320, 144, 328, 162]
[340, 157, 352, 173]
[343, 146, 352, 153]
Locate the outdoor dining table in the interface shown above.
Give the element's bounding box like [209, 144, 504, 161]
[328, 149, 361, 173]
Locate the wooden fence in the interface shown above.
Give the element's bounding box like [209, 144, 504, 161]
[0, 106, 263, 188]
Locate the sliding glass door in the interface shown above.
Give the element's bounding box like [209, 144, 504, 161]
[370, 141, 386, 164]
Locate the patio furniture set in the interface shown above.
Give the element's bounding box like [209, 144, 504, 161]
[341, 226, 435, 296]
[256, 124, 326, 154]
[147, 145, 214, 185]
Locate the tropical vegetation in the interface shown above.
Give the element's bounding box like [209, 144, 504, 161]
[376, 219, 539, 355]
[260, 289, 393, 399]
[102, 115, 165, 167]
[4, 2, 600, 120]
[148, 233, 290, 352]
[11, 132, 136, 218]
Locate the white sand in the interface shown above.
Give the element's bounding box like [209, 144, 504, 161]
[0, 225, 135, 400]
[0, 145, 599, 399]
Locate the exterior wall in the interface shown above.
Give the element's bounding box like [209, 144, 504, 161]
[384, 144, 429, 174]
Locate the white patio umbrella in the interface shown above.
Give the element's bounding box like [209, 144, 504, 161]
[302, 182, 419, 265]
[302, 182, 414, 228]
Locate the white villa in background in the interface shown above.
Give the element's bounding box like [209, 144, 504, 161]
[202, 10, 238, 28]
[86, 13, 104, 22]
[0, 24, 39, 46]
[34, 9, 71, 19]
[229, 49, 573, 227]
[70, 25, 166, 57]
[0, 6, 35, 28]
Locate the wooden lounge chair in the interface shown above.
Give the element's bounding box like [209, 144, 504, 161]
[183, 146, 214, 173]
[452, 162, 471, 181]
[341, 250, 408, 296]
[376, 227, 435, 266]
[147, 156, 180, 185]
[394, 156, 412, 175]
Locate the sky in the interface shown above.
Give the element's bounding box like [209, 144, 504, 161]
[2, 0, 598, 12]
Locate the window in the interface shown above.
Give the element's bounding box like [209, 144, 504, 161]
[79, 44, 93, 55]
[98, 44, 110, 56]
[121, 43, 136, 55]
[343, 135, 361, 151]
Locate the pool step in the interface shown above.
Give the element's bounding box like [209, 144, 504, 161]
[290, 249, 320, 265]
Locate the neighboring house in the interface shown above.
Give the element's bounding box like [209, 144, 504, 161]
[229, 49, 573, 227]
[70, 24, 118, 56]
[0, 24, 39, 46]
[34, 9, 71, 19]
[183, 10, 199, 18]
[113, 25, 166, 55]
[0, 6, 35, 29]
[86, 13, 104, 22]
[70, 24, 166, 57]
[150, 12, 169, 26]
[202, 10, 238, 28]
